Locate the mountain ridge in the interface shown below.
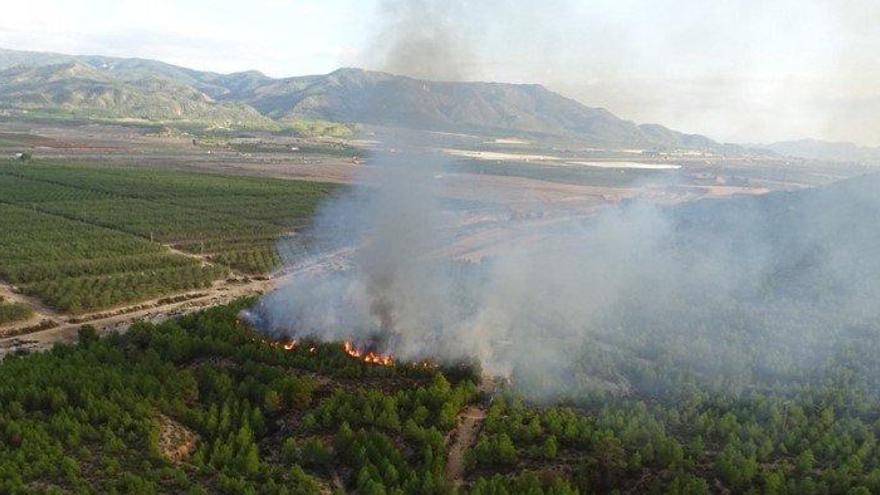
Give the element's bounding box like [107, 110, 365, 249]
[0, 61, 273, 126]
[0, 46, 725, 149]
[755, 138, 880, 163]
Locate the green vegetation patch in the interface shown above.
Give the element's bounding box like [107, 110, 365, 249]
[35, 198, 279, 244]
[0, 174, 111, 203]
[279, 118, 356, 139]
[0, 203, 222, 312]
[8, 297, 880, 493]
[462, 385, 880, 494]
[0, 297, 33, 326]
[0, 300, 492, 494]
[2, 163, 325, 200]
[0, 162, 336, 284]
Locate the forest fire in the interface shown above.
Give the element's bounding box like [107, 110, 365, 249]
[277, 340, 316, 353]
[343, 341, 395, 366]
[274, 338, 395, 366]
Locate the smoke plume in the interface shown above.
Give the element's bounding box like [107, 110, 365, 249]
[252, 141, 880, 401]
[251, 138, 880, 402]
[251, 0, 880, 401]
[363, 0, 475, 81]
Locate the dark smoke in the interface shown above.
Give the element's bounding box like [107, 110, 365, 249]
[365, 0, 476, 81]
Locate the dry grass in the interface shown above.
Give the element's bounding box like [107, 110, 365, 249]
[157, 414, 199, 463]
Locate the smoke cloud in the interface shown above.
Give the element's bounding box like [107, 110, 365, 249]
[363, 0, 476, 81]
[252, 143, 880, 401]
[250, 0, 880, 401]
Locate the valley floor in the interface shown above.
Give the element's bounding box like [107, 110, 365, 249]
[0, 119, 852, 356]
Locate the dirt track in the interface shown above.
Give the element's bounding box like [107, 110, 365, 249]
[0, 246, 352, 357]
[0, 277, 271, 356]
[445, 405, 488, 487]
[445, 376, 496, 487]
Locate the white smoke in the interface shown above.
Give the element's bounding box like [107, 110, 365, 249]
[251, 0, 880, 401]
[253, 145, 880, 401]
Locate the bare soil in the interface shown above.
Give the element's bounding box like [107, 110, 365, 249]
[0, 277, 271, 356]
[157, 414, 199, 463]
[445, 405, 488, 488]
[445, 376, 497, 488]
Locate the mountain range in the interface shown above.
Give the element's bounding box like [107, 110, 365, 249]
[0, 47, 731, 149]
[0, 61, 271, 126]
[755, 139, 880, 163]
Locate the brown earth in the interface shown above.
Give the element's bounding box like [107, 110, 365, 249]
[445, 405, 488, 488]
[157, 414, 199, 463]
[445, 376, 497, 488]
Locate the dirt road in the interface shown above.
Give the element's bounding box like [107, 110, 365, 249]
[445, 405, 488, 488]
[0, 278, 270, 356]
[445, 376, 496, 488]
[0, 280, 65, 338]
[0, 246, 352, 357]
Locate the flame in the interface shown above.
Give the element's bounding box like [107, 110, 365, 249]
[343, 341, 395, 367]
[273, 338, 397, 367]
[364, 352, 394, 366]
[342, 341, 360, 357]
[275, 340, 314, 354]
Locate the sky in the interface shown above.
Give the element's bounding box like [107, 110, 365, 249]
[1, 0, 878, 145]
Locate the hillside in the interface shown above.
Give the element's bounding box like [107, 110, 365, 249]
[0, 47, 271, 99]
[0, 62, 273, 127]
[757, 138, 880, 163]
[0, 47, 723, 148]
[230, 67, 674, 146]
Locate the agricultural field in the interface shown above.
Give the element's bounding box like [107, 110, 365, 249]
[0, 162, 336, 313]
[0, 202, 223, 313]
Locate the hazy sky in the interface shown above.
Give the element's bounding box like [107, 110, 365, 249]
[2, 0, 878, 145]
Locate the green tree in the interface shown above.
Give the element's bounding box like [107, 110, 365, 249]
[797, 449, 816, 474]
[542, 435, 559, 459]
[77, 325, 98, 346]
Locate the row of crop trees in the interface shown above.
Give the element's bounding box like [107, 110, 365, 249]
[0, 163, 338, 294]
[27, 265, 226, 312]
[0, 202, 231, 312]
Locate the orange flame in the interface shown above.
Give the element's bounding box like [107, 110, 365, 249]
[275, 338, 396, 367]
[276, 340, 314, 354]
[343, 341, 395, 367]
[342, 341, 360, 357]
